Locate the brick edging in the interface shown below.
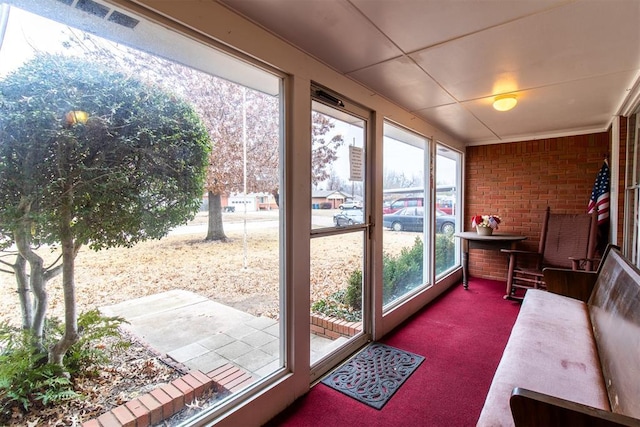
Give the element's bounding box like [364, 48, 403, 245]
[82, 364, 254, 427]
[310, 313, 361, 340]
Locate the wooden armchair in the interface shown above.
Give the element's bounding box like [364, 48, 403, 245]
[502, 207, 598, 301]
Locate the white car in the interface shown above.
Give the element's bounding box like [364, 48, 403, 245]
[339, 201, 362, 210]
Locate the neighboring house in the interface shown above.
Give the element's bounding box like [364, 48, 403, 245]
[312, 190, 351, 209]
[202, 192, 279, 212]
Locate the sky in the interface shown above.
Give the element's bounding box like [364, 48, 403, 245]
[0, 6, 69, 77]
[324, 118, 456, 191]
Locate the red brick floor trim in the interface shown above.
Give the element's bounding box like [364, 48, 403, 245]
[310, 313, 362, 340]
[82, 364, 255, 427]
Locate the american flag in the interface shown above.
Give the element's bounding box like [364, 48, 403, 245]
[587, 160, 610, 225]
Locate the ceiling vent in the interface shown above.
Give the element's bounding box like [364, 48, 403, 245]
[56, 0, 139, 29]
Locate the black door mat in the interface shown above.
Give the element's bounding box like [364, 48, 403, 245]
[321, 342, 425, 410]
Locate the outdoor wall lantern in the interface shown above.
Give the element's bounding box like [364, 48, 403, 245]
[492, 95, 517, 112]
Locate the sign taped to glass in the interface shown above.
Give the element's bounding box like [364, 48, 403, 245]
[349, 145, 363, 181]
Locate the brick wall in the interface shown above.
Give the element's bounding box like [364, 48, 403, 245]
[465, 132, 610, 282]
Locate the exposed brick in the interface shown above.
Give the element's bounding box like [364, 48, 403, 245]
[111, 405, 136, 427]
[150, 388, 174, 419]
[324, 330, 340, 339]
[81, 419, 101, 427]
[96, 411, 120, 427]
[182, 373, 206, 397]
[139, 393, 163, 425]
[125, 399, 150, 427]
[310, 324, 324, 335]
[465, 132, 610, 281]
[223, 373, 255, 392]
[190, 370, 214, 390]
[206, 364, 232, 378]
[160, 383, 185, 413]
[171, 377, 195, 403]
[217, 368, 244, 387]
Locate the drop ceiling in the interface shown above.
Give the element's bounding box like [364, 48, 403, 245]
[218, 0, 640, 145]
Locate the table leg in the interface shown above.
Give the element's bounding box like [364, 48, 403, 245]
[462, 239, 469, 289]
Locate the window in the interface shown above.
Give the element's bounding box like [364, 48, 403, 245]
[435, 144, 461, 276]
[382, 122, 429, 309]
[0, 2, 284, 424]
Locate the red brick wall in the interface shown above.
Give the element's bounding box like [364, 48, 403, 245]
[465, 132, 610, 282]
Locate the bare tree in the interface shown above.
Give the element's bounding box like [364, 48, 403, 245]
[65, 31, 343, 242]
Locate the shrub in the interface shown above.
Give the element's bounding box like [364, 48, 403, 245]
[382, 237, 423, 305]
[0, 311, 128, 413]
[435, 232, 456, 275]
[313, 238, 425, 320]
[344, 269, 362, 311]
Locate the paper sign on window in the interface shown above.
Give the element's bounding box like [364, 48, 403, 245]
[349, 146, 363, 181]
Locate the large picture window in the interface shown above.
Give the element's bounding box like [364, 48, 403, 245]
[0, 2, 283, 425]
[382, 123, 430, 309]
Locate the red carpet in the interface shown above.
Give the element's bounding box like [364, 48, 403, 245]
[266, 279, 520, 426]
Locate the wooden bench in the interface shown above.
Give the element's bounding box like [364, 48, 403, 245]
[477, 246, 640, 426]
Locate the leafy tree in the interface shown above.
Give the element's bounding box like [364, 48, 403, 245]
[0, 54, 210, 365]
[63, 31, 344, 241]
[62, 33, 280, 241]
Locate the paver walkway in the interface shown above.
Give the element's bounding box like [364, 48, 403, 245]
[101, 290, 344, 378]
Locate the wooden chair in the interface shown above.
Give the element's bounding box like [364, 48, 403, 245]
[502, 207, 598, 301]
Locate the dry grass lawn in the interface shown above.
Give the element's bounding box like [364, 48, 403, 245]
[0, 209, 419, 425]
[0, 210, 417, 327]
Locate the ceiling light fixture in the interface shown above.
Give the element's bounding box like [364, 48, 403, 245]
[493, 95, 517, 112]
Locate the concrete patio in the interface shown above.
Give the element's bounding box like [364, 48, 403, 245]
[101, 290, 346, 378]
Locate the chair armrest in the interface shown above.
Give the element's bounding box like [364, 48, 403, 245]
[542, 268, 598, 302]
[510, 388, 640, 427]
[569, 256, 599, 271]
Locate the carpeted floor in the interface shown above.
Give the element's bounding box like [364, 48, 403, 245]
[265, 278, 521, 426]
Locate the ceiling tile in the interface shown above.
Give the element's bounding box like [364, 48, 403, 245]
[218, 0, 640, 145]
[411, 0, 640, 101]
[465, 70, 638, 141]
[348, 56, 456, 110]
[351, 0, 570, 53]
[220, 0, 402, 72]
[414, 103, 496, 143]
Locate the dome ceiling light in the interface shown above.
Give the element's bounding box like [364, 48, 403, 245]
[493, 95, 518, 112]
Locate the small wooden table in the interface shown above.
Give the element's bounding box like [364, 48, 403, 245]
[454, 232, 527, 289]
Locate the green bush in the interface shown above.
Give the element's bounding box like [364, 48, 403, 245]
[313, 238, 425, 320]
[344, 269, 362, 311]
[382, 237, 423, 305]
[435, 232, 456, 275]
[48, 309, 129, 376]
[0, 311, 128, 412]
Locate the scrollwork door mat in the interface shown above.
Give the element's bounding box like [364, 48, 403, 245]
[320, 342, 425, 410]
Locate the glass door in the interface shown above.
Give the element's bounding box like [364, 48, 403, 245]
[309, 91, 370, 381]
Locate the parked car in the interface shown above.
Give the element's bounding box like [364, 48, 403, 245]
[333, 209, 364, 226]
[339, 200, 362, 210]
[383, 207, 455, 233]
[436, 209, 456, 234]
[382, 197, 423, 214]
